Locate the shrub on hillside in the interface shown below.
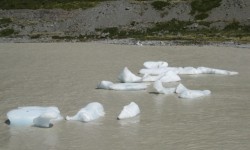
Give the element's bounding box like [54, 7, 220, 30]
[151, 1, 170, 11]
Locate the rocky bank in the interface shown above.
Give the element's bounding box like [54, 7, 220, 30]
[0, 0, 250, 43]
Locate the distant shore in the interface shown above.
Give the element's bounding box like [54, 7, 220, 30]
[1, 36, 250, 49]
[1, 0, 250, 44]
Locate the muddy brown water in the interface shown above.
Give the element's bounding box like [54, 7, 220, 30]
[0, 43, 249, 150]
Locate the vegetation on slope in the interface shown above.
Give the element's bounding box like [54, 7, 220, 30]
[151, 1, 171, 10]
[50, 19, 250, 43]
[0, 0, 249, 43]
[191, 0, 222, 20]
[0, 28, 15, 37]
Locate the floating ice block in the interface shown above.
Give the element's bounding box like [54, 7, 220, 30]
[153, 80, 176, 94]
[179, 90, 211, 99]
[178, 67, 202, 75]
[197, 67, 238, 75]
[176, 84, 211, 99]
[142, 71, 181, 83]
[175, 83, 188, 94]
[159, 71, 181, 83]
[142, 73, 163, 82]
[140, 67, 174, 75]
[140, 66, 238, 75]
[143, 61, 168, 69]
[97, 80, 114, 90]
[97, 80, 150, 91]
[110, 83, 149, 91]
[66, 102, 105, 122]
[118, 67, 142, 83]
[6, 106, 63, 127]
[117, 102, 140, 120]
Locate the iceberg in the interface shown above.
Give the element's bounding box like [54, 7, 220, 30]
[139, 67, 176, 75]
[159, 71, 181, 83]
[197, 67, 238, 75]
[97, 80, 113, 90]
[142, 73, 163, 82]
[117, 102, 140, 120]
[140, 67, 238, 76]
[142, 71, 181, 83]
[109, 83, 149, 91]
[66, 102, 105, 122]
[97, 80, 150, 91]
[143, 61, 168, 69]
[178, 67, 202, 75]
[176, 84, 211, 99]
[153, 80, 176, 94]
[6, 106, 63, 127]
[118, 67, 142, 83]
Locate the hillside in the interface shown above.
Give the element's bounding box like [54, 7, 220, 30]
[0, 0, 250, 43]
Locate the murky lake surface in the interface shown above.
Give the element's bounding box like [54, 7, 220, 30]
[0, 43, 250, 150]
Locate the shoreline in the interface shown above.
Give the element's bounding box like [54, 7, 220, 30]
[1, 37, 250, 49]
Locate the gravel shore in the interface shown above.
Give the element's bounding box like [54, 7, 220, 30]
[0, 0, 250, 43]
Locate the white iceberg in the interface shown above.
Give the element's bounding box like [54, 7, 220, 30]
[178, 67, 202, 75]
[117, 102, 140, 120]
[176, 84, 211, 99]
[97, 80, 150, 91]
[140, 67, 199, 75]
[118, 67, 142, 83]
[159, 71, 181, 83]
[139, 67, 175, 75]
[109, 83, 149, 91]
[175, 83, 188, 94]
[153, 80, 176, 94]
[142, 71, 181, 83]
[6, 106, 63, 127]
[66, 102, 105, 122]
[140, 66, 238, 76]
[197, 67, 238, 75]
[143, 61, 168, 69]
[142, 73, 163, 82]
[97, 80, 113, 90]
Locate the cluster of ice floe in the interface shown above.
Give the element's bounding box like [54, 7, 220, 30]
[97, 61, 238, 97]
[6, 61, 238, 128]
[6, 102, 140, 128]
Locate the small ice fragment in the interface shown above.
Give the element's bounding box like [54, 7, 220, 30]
[143, 61, 168, 69]
[176, 84, 211, 99]
[66, 102, 105, 122]
[97, 80, 114, 89]
[117, 102, 140, 120]
[153, 80, 176, 94]
[110, 83, 149, 91]
[197, 67, 238, 75]
[159, 71, 181, 83]
[118, 67, 142, 83]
